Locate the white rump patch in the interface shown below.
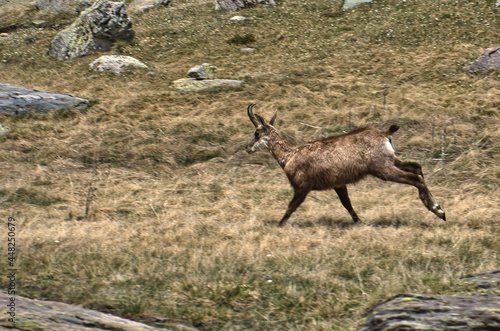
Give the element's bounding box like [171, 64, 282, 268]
[385, 137, 395, 153]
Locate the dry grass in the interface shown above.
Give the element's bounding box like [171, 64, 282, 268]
[1, 0, 499, 329]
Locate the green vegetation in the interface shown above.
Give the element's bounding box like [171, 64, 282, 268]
[0, 0, 499, 330]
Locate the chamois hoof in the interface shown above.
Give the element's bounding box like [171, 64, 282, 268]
[433, 205, 446, 221]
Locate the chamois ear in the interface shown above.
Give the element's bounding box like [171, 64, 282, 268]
[255, 114, 267, 126]
[269, 112, 277, 126]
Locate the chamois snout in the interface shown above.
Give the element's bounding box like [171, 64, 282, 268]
[246, 133, 269, 154]
[245, 143, 255, 154]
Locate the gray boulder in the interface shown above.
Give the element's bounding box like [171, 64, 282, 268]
[47, 0, 134, 60]
[35, 0, 93, 13]
[128, 0, 171, 13]
[0, 84, 89, 115]
[188, 63, 216, 80]
[464, 46, 500, 73]
[90, 55, 147, 74]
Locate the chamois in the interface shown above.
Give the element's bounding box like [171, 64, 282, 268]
[245, 104, 446, 226]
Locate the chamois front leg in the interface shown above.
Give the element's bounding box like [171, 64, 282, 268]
[334, 187, 361, 223]
[278, 189, 309, 227]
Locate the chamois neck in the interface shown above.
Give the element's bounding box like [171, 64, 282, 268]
[267, 128, 295, 168]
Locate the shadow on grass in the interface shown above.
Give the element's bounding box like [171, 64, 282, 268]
[262, 215, 433, 229]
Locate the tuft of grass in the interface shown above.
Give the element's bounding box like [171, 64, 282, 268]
[226, 34, 256, 45]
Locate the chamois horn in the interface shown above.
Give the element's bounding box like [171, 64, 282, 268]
[247, 104, 260, 127]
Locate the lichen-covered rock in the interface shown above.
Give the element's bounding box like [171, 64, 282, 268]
[90, 55, 147, 73]
[128, 0, 170, 13]
[0, 84, 89, 115]
[173, 78, 243, 92]
[35, 0, 93, 14]
[188, 63, 216, 80]
[464, 46, 500, 73]
[47, 0, 134, 60]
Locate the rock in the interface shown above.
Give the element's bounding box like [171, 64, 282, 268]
[343, 0, 372, 10]
[188, 63, 216, 80]
[0, 291, 173, 330]
[0, 84, 89, 115]
[358, 293, 500, 330]
[90, 55, 147, 74]
[462, 269, 500, 289]
[215, 0, 274, 11]
[0, 123, 11, 135]
[128, 0, 171, 13]
[35, 0, 93, 13]
[464, 46, 500, 73]
[47, 0, 134, 60]
[32, 20, 48, 28]
[230, 15, 247, 21]
[173, 78, 243, 92]
[497, 0, 500, 8]
[358, 269, 500, 330]
[241, 47, 255, 52]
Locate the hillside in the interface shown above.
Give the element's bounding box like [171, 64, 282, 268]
[1, 0, 499, 330]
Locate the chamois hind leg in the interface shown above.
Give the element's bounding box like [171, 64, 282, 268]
[278, 189, 309, 227]
[334, 187, 361, 223]
[394, 158, 424, 178]
[370, 166, 446, 221]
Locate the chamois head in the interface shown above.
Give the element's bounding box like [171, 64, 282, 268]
[245, 104, 277, 154]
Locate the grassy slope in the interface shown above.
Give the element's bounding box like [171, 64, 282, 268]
[1, 0, 499, 329]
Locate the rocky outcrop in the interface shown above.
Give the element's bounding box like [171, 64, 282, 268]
[89, 55, 148, 73]
[0, 291, 175, 330]
[464, 47, 500, 73]
[47, 0, 134, 60]
[358, 269, 500, 330]
[0, 84, 89, 115]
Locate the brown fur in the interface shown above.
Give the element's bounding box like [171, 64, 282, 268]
[245, 104, 446, 226]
